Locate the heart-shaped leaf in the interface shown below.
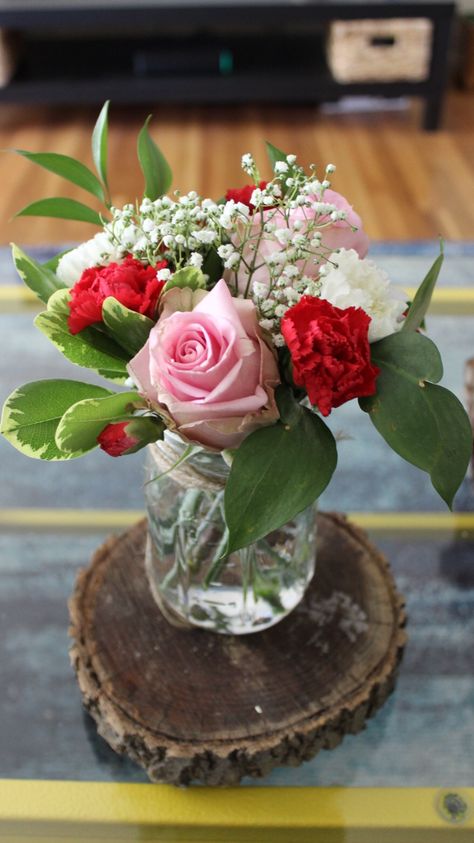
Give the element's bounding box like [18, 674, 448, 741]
[56, 390, 148, 453]
[137, 116, 172, 200]
[224, 388, 337, 553]
[369, 331, 443, 384]
[0, 379, 111, 460]
[360, 331, 472, 507]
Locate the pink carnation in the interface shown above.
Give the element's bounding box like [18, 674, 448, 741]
[234, 188, 369, 296]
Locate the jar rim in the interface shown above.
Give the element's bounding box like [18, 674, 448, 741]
[149, 432, 229, 485]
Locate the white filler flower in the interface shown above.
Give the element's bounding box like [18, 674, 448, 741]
[56, 232, 123, 285]
[318, 248, 407, 342]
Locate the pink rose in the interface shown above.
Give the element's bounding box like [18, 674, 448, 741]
[128, 280, 280, 450]
[234, 188, 369, 296]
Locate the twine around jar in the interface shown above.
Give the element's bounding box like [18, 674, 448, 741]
[148, 438, 226, 493]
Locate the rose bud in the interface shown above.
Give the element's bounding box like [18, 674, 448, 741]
[97, 417, 165, 457]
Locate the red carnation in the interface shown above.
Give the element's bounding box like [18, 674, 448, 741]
[225, 180, 269, 210]
[97, 422, 139, 457]
[281, 297, 380, 416]
[67, 256, 168, 334]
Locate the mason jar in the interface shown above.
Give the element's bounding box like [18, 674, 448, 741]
[144, 433, 317, 635]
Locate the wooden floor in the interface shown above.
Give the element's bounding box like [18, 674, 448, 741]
[0, 91, 473, 245]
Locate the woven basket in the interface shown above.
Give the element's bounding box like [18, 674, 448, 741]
[328, 18, 433, 83]
[0, 29, 20, 88]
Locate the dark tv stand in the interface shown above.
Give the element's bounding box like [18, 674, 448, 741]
[0, 1, 455, 129]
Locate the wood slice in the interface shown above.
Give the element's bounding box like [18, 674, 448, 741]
[69, 513, 406, 786]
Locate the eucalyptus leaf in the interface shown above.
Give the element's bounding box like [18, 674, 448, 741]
[34, 309, 129, 383]
[102, 296, 154, 356]
[11, 244, 66, 305]
[360, 331, 472, 507]
[13, 150, 105, 202]
[368, 331, 443, 384]
[402, 247, 444, 332]
[137, 116, 172, 200]
[92, 100, 110, 192]
[15, 197, 104, 226]
[56, 390, 148, 453]
[224, 389, 337, 553]
[163, 266, 206, 293]
[0, 379, 110, 460]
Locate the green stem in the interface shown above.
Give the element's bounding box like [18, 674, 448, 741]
[203, 501, 230, 588]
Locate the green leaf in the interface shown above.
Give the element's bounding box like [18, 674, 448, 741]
[12, 243, 66, 305]
[43, 248, 72, 273]
[163, 266, 207, 293]
[102, 296, 154, 356]
[45, 289, 133, 359]
[120, 416, 166, 453]
[402, 246, 444, 332]
[421, 385, 473, 506]
[265, 141, 288, 173]
[137, 116, 172, 200]
[34, 310, 129, 383]
[0, 379, 111, 460]
[15, 198, 104, 226]
[202, 248, 224, 284]
[369, 331, 443, 384]
[13, 150, 105, 202]
[360, 331, 472, 507]
[55, 390, 147, 453]
[224, 388, 337, 553]
[92, 100, 110, 192]
[46, 287, 71, 316]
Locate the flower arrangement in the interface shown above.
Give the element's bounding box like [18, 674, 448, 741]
[1, 104, 472, 558]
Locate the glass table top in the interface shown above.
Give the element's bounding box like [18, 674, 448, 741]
[0, 245, 473, 840]
[0, 524, 473, 787]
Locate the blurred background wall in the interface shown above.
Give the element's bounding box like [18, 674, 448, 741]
[0, 0, 471, 245]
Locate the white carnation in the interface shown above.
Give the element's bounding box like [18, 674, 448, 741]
[56, 232, 122, 286]
[318, 249, 407, 342]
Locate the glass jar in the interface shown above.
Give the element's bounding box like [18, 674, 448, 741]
[144, 434, 317, 635]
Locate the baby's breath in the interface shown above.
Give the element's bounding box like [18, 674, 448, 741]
[102, 153, 355, 350]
